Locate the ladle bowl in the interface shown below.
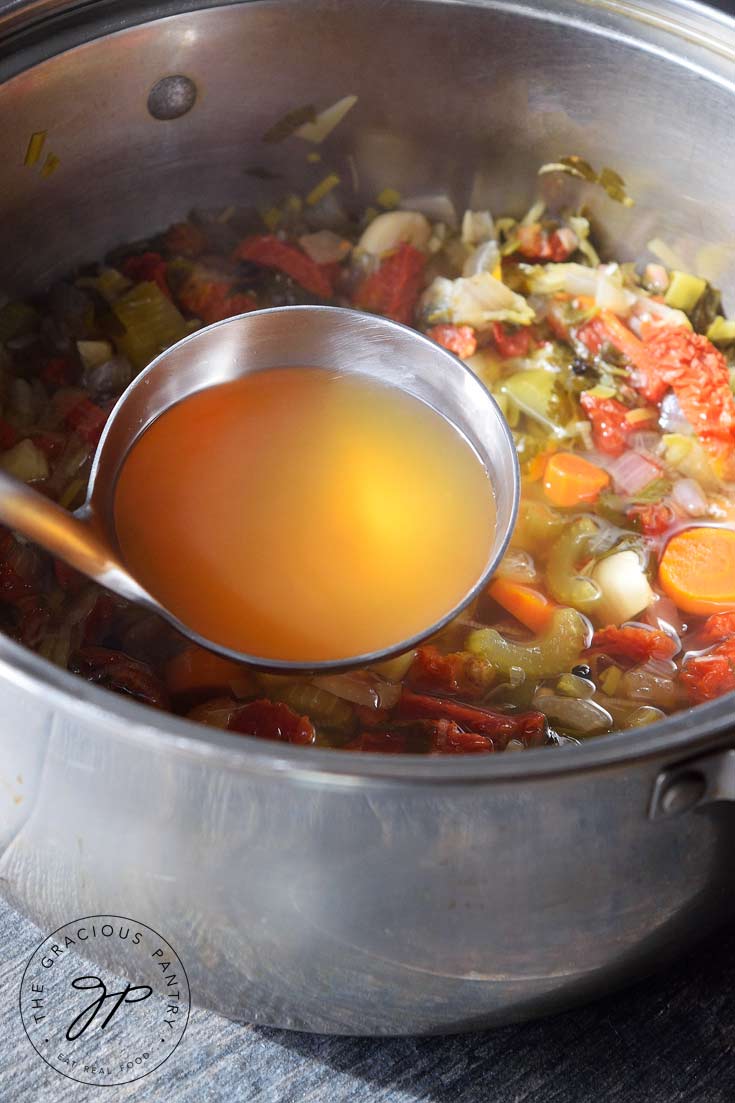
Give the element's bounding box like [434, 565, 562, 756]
[0, 305, 519, 672]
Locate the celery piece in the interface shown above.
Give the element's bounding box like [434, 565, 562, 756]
[664, 270, 706, 313]
[500, 369, 566, 436]
[0, 301, 38, 344]
[511, 500, 566, 553]
[707, 316, 735, 344]
[112, 281, 188, 370]
[661, 433, 720, 490]
[369, 649, 417, 683]
[546, 517, 603, 614]
[0, 438, 49, 483]
[467, 607, 589, 679]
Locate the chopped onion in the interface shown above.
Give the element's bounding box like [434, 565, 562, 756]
[462, 239, 501, 278]
[643, 595, 683, 638]
[659, 392, 692, 435]
[624, 705, 666, 728]
[0, 438, 48, 482]
[77, 339, 113, 372]
[608, 450, 661, 495]
[620, 666, 679, 710]
[298, 229, 351, 265]
[496, 548, 537, 583]
[461, 210, 496, 246]
[421, 272, 534, 329]
[595, 265, 636, 314]
[313, 673, 401, 710]
[85, 355, 132, 400]
[672, 477, 708, 517]
[628, 430, 662, 455]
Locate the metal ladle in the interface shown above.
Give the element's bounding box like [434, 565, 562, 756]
[0, 306, 519, 672]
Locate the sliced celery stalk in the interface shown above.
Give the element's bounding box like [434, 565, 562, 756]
[664, 270, 706, 313]
[113, 281, 188, 370]
[707, 316, 735, 344]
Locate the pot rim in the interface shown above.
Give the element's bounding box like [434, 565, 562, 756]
[0, 0, 734, 783]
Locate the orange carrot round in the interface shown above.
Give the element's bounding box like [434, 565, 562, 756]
[487, 577, 556, 633]
[659, 527, 735, 615]
[542, 452, 610, 508]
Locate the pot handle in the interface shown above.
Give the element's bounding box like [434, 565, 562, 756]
[649, 747, 735, 820]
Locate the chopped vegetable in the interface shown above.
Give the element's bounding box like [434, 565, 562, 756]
[591, 625, 677, 664]
[659, 527, 735, 615]
[579, 392, 633, 457]
[234, 234, 335, 298]
[487, 577, 556, 633]
[0, 438, 49, 482]
[228, 699, 315, 744]
[591, 549, 655, 626]
[113, 281, 189, 370]
[357, 211, 431, 257]
[421, 271, 534, 329]
[396, 688, 547, 750]
[664, 271, 706, 312]
[467, 607, 589, 679]
[353, 243, 426, 324]
[426, 323, 477, 359]
[491, 322, 533, 359]
[406, 646, 495, 698]
[681, 637, 735, 704]
[542, 452, 610, 508]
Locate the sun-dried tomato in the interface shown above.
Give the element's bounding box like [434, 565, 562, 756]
[348, 719, 495, 754]
[406, 646, 494, 699]
[14, 593, 51, 647]
[228, 699, 315, 745]
[65, 398, 109, 446]
[627, 501, 675, 536]
[396, 688, 547, 750]
[40, 357, 76, 388]
[701, 611, 735, 643]
[354, 705, 390, 729]
[681, 637, 735, 704]
[516, 225, 575, 263]
[70, 646, 170, 709]
[178, 272, 258, 326]
[121, 252, 171, 298]
[426, 324, 477, 360]
[430, 719, 495, 754]
[234, 235, 335, 299]
[31, 432, 64, 459]
[352, 243, 426, 325]
[591, 625, 678, 664]
[491, 321, 533, 359]
[576, 316, 608, 357]
[53, 558, 86, 593]
[348, 728, 410, 753]
[579, 392, 633, 457]
[82, 593, 119, 645]
[0, 530, 42, 604]
[644, 327, 735, 451]
[163, 221, 209, 259]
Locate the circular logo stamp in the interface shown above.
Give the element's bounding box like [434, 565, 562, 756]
[19, 915, 190, 1087]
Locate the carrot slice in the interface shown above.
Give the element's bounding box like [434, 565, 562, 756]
[487, 577, 557, 633]
[542, 452, 610, 508]
[659, 527, 735, 615]
[165, 645, 256, 700]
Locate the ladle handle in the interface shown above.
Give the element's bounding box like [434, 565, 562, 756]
[0, 471, 148, 603]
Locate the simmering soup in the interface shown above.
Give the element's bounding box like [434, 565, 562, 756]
[114, 367, 496, 663]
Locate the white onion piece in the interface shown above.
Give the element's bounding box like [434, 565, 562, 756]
[643, 595, 683, 638]
[462, 239, 501, 277]
[659, 392, 693, 435]
[672, 477, 708, 517]
[313, 673, 401, 711]
[595, 267, 636, 314]
[620, 667, 679, 710]
[461, 209, 495, 245]
[298, 230, 351, 264]
[608, 451, 661, 495]
[496, 548, 537, 582]
[628, 431, 662, 455]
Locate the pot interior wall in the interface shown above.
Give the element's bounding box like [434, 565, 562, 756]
[0, 0, 733, 300]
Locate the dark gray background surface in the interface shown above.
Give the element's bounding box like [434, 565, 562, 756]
[1, 898, 734, 1102]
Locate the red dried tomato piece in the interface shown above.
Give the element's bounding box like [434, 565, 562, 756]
[579, 392, 633, 456]
[644, 327, 735, 450]
[121, 252, 171, 298]
[627, 501, 675, 536]
[426, 324, 477, 360]
[70, 646, 170, 709]
[396, 688, 547, 750]
[349, 728, 410, 753]
[406, 646, 494, 699]
[681, 637, 735, 704]
[40, 357, 76, 388]
[591, 625, 678, 664]
[352, 243, 426, 325]
[576, 316, 608, 357]
[65, 398, 109, 445]
[701, 611, 735, 643]
[516, 225, 575, 263]
[491, 321, 533, 359]
[31, 432, 64, 460]
[0, 418, 18, 451]
[234, 235, 335, 299]
[429, 719, 495, 754]
[354, 705, 390, 729]
[53, 558, 86, 593]
[0, 529, 42, 603]
[14, 593, 51, 647]
[82, 593, 119, 645]
[228, 699, 315, 745]
[178, 274, 258, 326]
[163, 221, 209, 258]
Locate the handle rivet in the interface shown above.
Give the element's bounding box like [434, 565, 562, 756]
[147, 75, 197, 120]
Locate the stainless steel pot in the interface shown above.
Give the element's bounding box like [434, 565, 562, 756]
[1, 0, 735, 1036]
